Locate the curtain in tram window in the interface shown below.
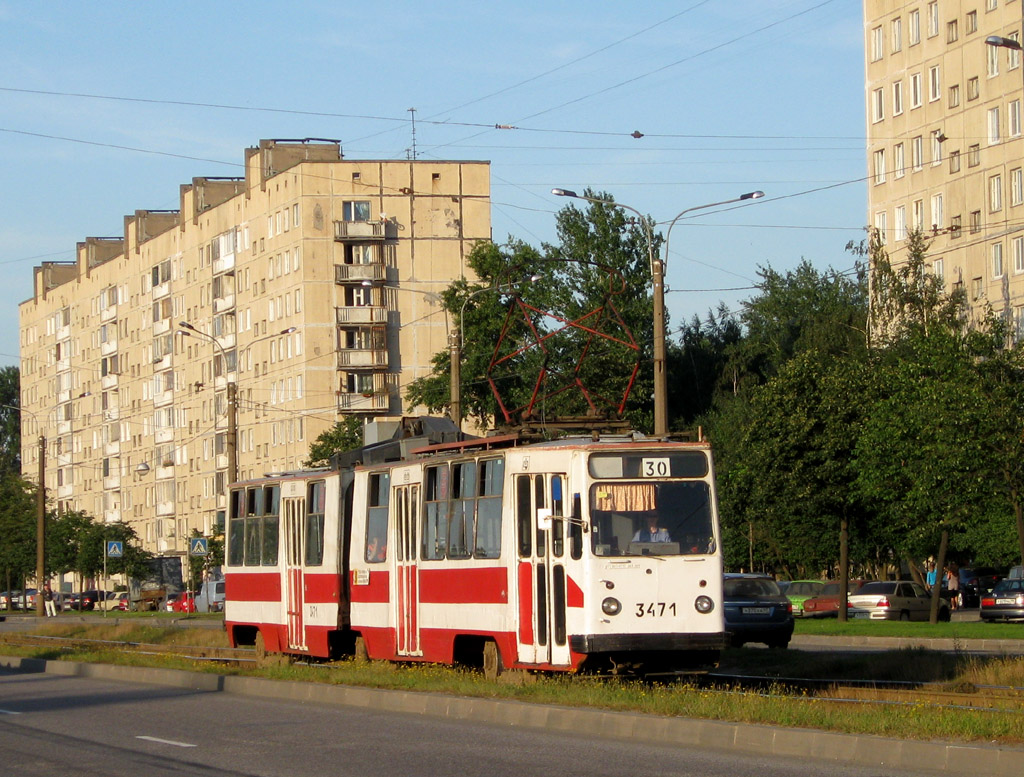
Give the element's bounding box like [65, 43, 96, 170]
[592, 484, 656, 512]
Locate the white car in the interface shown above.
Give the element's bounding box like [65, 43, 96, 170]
[848, 580, 950, 621]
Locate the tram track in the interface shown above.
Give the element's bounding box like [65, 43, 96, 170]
[4, 633, 1022, 714]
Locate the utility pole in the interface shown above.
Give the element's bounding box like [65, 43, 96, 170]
[448, 330, 461, 431]
[36, 434, 45, 617]
[226, 381, 237, 485]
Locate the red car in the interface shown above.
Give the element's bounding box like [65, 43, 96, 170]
[166, 592, 197, 613]
[802, 579, 869, 617]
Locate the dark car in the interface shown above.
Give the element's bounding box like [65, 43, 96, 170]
[72, 589, 107, 611]
[980, 578, 1024, 622]
[958, 567, 1002, 608]
[723, 573, 794, 649]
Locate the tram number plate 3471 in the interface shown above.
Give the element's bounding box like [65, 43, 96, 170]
[635, 602, 677, 617]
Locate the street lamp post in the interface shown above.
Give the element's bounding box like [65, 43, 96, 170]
[551, 188, 764, 437]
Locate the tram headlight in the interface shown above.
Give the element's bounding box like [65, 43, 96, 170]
[601, 597, 622, 616]
[694, 595, 714, 614]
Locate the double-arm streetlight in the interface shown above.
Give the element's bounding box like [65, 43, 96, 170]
[551, 188, 764, 437]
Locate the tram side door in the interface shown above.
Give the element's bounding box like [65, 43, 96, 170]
[283, 494, 307, 651]
[516, 473, 571, 667]
[393, 484, 422, 656]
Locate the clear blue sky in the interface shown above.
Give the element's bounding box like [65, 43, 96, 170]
[0, 0, 866, 369]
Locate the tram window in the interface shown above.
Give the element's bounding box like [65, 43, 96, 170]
[228, 489, 245, 565]
[589, 481, 715, 557]
[422, 465, 448, 560]
[243, 514, 262, 566]
[305, 481, 326, 566]
[516, 476, 531, 557]
[475, 458, 504, 558]
[365, 472, 389, 563]
[246, 487, 261, 516]
[448, 461, 476, 559]
[262, 513, 279, 565]
[551, 475, 564, 558]
[569, 493, 583, 560]
[264, 485, 280, 518]
[534, 476, 546, 557]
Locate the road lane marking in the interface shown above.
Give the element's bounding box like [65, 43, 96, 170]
[0, 709, 22, 715]
[136, 735, 197, 748]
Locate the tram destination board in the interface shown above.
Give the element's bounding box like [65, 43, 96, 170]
[588, 451, 709, 479]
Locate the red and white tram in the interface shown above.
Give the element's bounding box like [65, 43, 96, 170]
[225, 423, 726, 676]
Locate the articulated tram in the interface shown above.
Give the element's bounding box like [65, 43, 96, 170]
[224, 423, 726, 677]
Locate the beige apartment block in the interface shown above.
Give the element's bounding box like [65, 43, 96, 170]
[19, 139, 490, 555]
[865, 1, 1024, 329]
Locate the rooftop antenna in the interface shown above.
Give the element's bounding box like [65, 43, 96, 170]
[407, 107, 418, 160]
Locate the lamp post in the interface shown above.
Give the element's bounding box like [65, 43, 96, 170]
[451, 275, 542, 432]
[551, 188, 764, 437]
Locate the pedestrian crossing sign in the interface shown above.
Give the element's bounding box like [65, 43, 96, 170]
[189, 537, 209, 556]
[106, 541, 123, 558]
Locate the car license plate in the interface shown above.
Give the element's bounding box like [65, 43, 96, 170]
[742, 607, 770, 615]
[997, 598, 1016, 605]
[854, 612, 870, 619]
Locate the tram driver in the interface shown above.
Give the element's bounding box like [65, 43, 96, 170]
[632, 512, 671, 543]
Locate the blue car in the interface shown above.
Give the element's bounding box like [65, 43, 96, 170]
[723, 573, 794, 649]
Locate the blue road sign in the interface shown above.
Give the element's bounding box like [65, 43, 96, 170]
[106, 541, 124, 558]
[189, 537, 209, 557]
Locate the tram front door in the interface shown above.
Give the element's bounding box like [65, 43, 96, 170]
[393, 484, 421, 656]
[516, 473, 571, 668]
[282, 492, 307, 651]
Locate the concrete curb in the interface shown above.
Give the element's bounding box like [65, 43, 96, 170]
[1, 654, 1021, 775]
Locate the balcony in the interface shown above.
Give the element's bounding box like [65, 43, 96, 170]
[154, 389, 174, 407]
[157, 537, 176, 553]
[156, 501, 175, 517]
[152, 280, 170, 300]
[213, 253, 235, 276]
[57, 483, 73, 499]
[103, 474, 120, 490]
[337, 348, 388, 368]
[105, 440, 120, 456]
[153, 318, 171, 336]
[101, 373, 119, 390]
[101, 305, 117, 323]
[101, 339, 118, 357]
[103, 508, 121, 523]
[155, 427, 174, 444]
[335, 263, 385, 283]
[156, 463, 175, 480]
[336, 306, 387, 325]
[334, 220, 386, 241]
[338, 391, 389, 412]
[213, 294, 235, 314]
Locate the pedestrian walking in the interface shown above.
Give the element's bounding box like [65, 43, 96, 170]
[945, 563, 960, 610]
[43, 583, 57, 617]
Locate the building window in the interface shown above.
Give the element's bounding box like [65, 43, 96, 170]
[972, 277, 984, 301]
[1015, 305, 1024, 342]
[968, 76, 980, 101]
[1014, 236, 1024, 273]
[989, 107, 1001, 144]
[872, 88, 885, 122]
[913, 199, 924, 231]
[931, 129, 944, 164]
[934, 258, 945, 282]
[895, 205, 907, 241]
[966, 10, 977, 34]
[970, 210, 982, 234]
[949, 149, 960, 173]
[911, 72, 923, 107]
[948, 83, 960, 108]
[1010, 33, 1021, 69]
[1010, 99, 1021, 137]
[892, 18, 903, 51]
[342, 201, 371, 222]
[931, 193, 944, 231]
[929, 65, 941, 101]
[873, 149, 886, 183]
[991, 174, 1003, 211]
[987, 0, 998, 11]
[992, 242, 1004, 278]
[1012, 167, 1023, 206]
[968, 143, 981, 167]
[871, 26, 883, 61]
[912, 136, 924, 170]
[894, 143, 905, 177]
[946, 19, 958, 43]
[927, 1, 938, 37]
[893, 81, 904, 115]
[989, 43, 1000, 77]
[950, 214, 962, 238]
[909, 9, 921, 44]
[874, 211, 888, 244]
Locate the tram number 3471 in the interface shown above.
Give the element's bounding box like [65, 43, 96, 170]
[635, 602, 678, 618]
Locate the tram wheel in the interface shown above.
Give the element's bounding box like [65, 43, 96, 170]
[482, 640, 504, 681]
[353, 635, 369, 664]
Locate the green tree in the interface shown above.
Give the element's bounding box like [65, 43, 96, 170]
[305, 417, 365, 467]
[0, 474, 36, 607]
[0, 366, 20, 475]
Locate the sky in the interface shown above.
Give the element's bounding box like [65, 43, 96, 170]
[0, 0, 867, 370]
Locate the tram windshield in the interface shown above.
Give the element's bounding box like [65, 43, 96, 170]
[589, 481, 715, 557]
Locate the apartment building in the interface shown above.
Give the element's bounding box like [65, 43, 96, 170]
[865, 1, 1024, 329]
[19, 139, 490, 554]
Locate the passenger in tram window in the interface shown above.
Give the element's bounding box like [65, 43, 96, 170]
[366, 533, 387, 563]
[632, 513, 670, 543]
